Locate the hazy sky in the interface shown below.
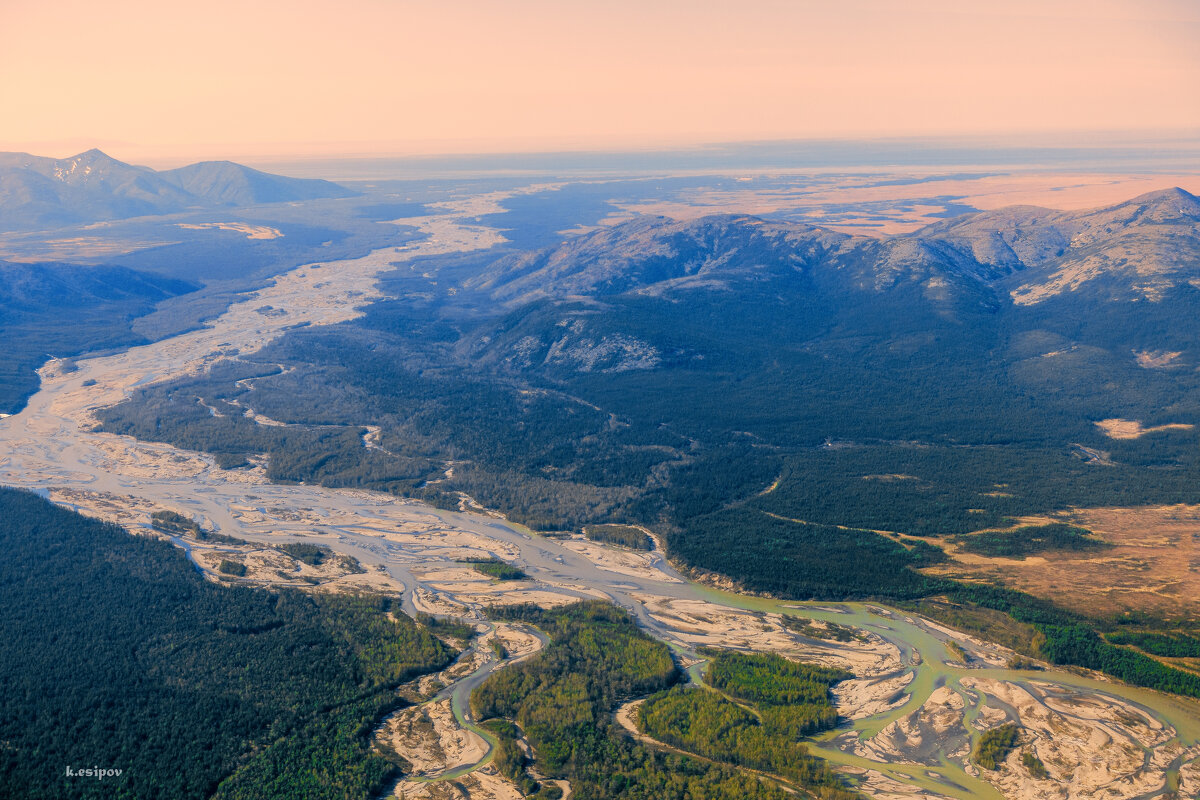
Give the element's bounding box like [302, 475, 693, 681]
[2, 0, 1198, 163]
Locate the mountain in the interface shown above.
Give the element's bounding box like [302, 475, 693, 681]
[0, 149, 356, 230]
[466, 187, 1200, 315]
[456, 191, 1200, 417]
[158, 160, 355, 205]
[0, 149, 194, 230]
[464, 212, 1002, 312]
[464, 215, 849, 303]
[447, 213, 1006, 383]
[915, 187, 1200, 304]
[0, 259, 194, 309]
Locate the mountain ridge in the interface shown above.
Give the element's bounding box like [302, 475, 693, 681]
[0, 149, 357, 230]
[912, 187, 1200, 302]
[467, 187, 1200, 312]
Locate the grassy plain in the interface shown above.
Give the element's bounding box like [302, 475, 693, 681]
[923, 505, 1200, 622]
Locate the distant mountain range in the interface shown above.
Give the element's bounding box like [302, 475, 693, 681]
[450, 186, 1200, 423]
[0, 149, 356, 231]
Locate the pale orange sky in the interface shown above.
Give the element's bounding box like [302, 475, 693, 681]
[1, 0, 1197, 164]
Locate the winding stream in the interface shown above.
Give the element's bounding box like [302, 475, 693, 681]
[694, 592, 1200, 799]
[2, 188, 1199, 799]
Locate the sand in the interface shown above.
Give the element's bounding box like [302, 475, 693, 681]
[633, 594, 901, 677]
[959, 677, 1195, 800]
[176, 222, 283, 239]
[558, 536, 683, 582]
[834, 671, 916, 720]
[377, 699, 488, 778]
[852, 686, 968, 765]
[392, 766, 522, 800]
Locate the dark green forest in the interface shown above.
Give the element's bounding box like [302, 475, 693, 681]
[636, 649, 854, 796]
[584, 524, 652, 550]
[638, 689, 856, 798]
[705, 651, 849, 721]
[1106, 631, 1200, 658]
[278, 541, 332, 566]
[0, 487, 453, 800]
[1022, 750, 1049, 779]
[461, 557, 528, 581]
[923, 584, 1200, 697]
[1035, 624, 1200, 696]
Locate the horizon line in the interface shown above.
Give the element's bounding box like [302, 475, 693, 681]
[5, 129, 1200, 169]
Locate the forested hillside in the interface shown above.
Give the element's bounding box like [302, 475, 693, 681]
[0, 487, 452, 799]
[91, 190, 1200, 706]
[0, 261, 196, 413]
[98, 190, 1200, 605]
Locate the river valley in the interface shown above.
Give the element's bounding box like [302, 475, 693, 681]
[2, 185, 1199, 800]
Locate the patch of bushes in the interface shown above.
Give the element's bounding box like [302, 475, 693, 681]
[277, 542, 330, 566]
[459, 557, 527, 581]
[584, 524, 652, 550]
[956, 524, 1108, 559]
[973, 724, 1020, 770]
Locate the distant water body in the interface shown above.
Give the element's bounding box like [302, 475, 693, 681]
[252, 135, 1200, 181]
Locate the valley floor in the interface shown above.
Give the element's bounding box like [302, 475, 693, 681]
[922, 506, 1200, 623]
